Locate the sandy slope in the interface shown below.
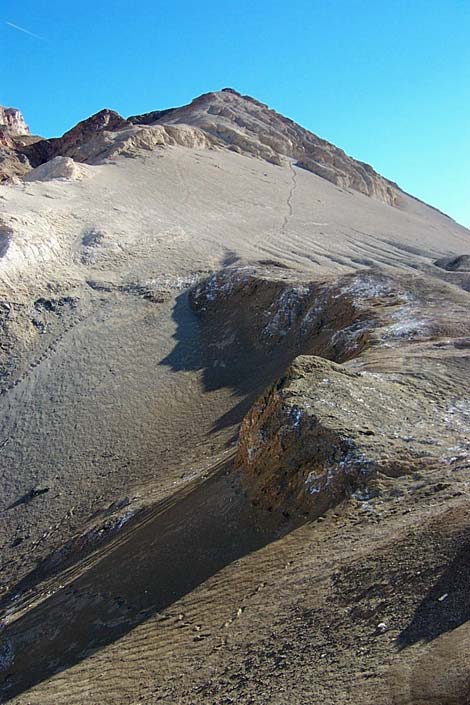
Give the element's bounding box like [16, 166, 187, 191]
[2, 147, 469, 288]
[0, 138, 469, 703]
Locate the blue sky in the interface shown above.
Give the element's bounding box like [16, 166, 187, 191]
[2, 0, 469, 226]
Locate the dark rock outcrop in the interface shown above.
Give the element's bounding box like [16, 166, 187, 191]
[22, 109, 131, 167]
[435, 254, 470, 272]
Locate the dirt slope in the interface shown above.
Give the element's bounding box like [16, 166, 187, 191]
[0, 91, 469, 704]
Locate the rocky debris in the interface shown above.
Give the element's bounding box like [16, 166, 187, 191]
[0, 107, 29, 136]
[82, 228, 109, 248]
[131, 89, 402, 206]
[118, 281, 167, 303]
[29, 296, 79, 337]
[33, 295, 79, 313]
[435, 254, 470, 272]
[24, 156, 91, 182]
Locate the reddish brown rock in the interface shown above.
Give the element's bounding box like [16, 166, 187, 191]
[23, 109, 131, 166]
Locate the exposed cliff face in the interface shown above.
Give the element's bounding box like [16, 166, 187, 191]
[192, 266, 470, 517]
[0, 107, 29, 136]
[0, 107, 39, 182]
[238, 356, 442, 516]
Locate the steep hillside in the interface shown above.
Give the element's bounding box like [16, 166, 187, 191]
[0, 90, 469, 704]
[130, 88, 402, 205]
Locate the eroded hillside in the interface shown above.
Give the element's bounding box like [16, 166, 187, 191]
[0, 91, 469, 704]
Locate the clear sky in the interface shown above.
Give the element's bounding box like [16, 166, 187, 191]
[2, 0, 469, 226]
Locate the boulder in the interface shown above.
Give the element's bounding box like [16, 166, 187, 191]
[24, 156, 89, 182]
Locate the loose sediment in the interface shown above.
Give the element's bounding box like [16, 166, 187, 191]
[0, 90, 470, 704]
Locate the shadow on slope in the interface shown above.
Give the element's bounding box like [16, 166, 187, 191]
[0, 461, 292, 701]
[0, 279, 316, 700]
[160, 290, 298, 432]
[398, 529, 470, 649]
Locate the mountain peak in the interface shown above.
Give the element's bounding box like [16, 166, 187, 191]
[0, 90, 402, 207]
[129, 89, 400, 206]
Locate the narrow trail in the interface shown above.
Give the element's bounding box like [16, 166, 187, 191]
[280, 160, 297, 237]
[253, 160, 298, 257]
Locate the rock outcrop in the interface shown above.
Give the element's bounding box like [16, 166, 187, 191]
[20, 109, 213, 167]
[0, 107, 29, 136]
[0, 140, 35, 183]
[192, 266, 470, 517]
[435, 254, 470, 272]
[22, 109, 131, 166]
[238, 356, 436, 516]
[0, 107, 38, 182]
